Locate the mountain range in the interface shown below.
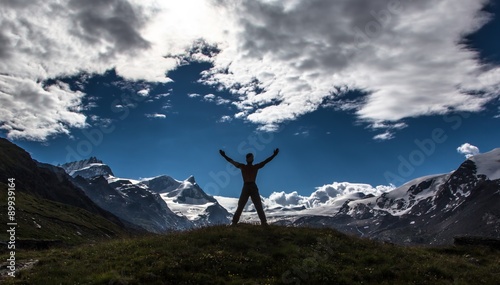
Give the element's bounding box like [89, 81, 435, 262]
[59, 158, 232, 233]
[228, 149, 500, 245]
[1, 138, 499, 245]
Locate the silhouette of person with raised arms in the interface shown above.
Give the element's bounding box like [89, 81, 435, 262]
[219, 148, 279, 226]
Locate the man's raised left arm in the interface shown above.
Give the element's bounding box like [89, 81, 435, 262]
[257, 148, 279, 168]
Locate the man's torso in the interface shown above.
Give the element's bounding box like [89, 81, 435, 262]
[239, 164, 260, 183]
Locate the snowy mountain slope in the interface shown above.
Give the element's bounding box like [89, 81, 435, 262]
[220, 149, 500, 245]
[293, 149, 500, 244]
[59, 148, 499, 244]
[140, 175, 183, 193]
[60, 157, 113, 179]
[61, 160, 194, 233]
[347, 173, 450, 217]
[61, 159, 231, 230]
[469, 148, 500, 180]
[70, 174, 193, 233]
[215, 186, 383, 224]
[153, 176, 231, 226]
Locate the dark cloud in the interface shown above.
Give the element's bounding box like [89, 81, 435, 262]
[201, 0, 500, 133]
[0, 0, 35, 8]
[68, 0, 151, 56]
[228, 0, 402, 74]
[0, 31, 11, 59]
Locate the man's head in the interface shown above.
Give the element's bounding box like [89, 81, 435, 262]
[246, 153, 254, 164]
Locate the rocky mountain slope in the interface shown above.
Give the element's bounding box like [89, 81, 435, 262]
[280, 149, 500, 245]
[2, 137, 498, 245]
[60, 159, 231, 232]
[0, 138, 134, 244]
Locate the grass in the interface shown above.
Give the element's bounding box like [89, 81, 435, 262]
[2, 224, 499, 284]
[0, 185, 130, 245]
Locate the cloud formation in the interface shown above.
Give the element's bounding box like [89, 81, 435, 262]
[265, 182, 394, 209]
[0, 0, 222, 140]
[201, 0, 500, 133]
[1, 0, 499, 140]
[457, 143, 480, 158]
[145, 113, 167, 119]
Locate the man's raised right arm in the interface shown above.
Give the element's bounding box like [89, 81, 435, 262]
[219, 150, 241, 168]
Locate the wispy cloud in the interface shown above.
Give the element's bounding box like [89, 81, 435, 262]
[373, 131, 394, 141]
[203, 94, 231, 105]
[218, 115, 233, 123]
[145, 113, 167, 119]
[293, 126, 310, 137]
[371, 121, 407, 141]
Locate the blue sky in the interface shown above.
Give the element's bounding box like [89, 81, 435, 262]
[1, 0, 499, 198]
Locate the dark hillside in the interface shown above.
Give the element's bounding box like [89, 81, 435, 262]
[0, 186, 131, 246]
[0, 138, 123, 224]
[0, 138, 131, 231]
[0, 138, 138, 245]
[2, 225, 499, 284]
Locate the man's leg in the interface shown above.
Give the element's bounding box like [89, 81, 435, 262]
[249, 185, 267, 225]
[232, 186, 250, 224]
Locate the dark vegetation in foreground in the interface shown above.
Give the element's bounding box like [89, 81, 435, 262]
[1, 224, 500, 285]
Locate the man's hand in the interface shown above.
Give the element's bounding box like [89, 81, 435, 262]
[219, 149, 226, 156]
[273, 148, 279, 156]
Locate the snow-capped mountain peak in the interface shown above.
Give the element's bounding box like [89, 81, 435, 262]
[186, 175, 196, 184]
[469, 148, 500, 181]
[56, 147, 499, 245]
[60, 157, 113, 179]
[164, 176, 217, 205]
[140, 175, 182, 193]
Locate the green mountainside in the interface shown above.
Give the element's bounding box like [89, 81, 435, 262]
[0, 186, 131, 245]
[2, 224, 499, 284]
[0, 138, 136, 246]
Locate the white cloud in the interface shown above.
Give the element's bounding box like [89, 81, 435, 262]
[218, 115, 233, 123]
[267, 191, 308, 207]
[145, 113, 167, 119]
[154, 93, 171, 99]
[137, 88, 150, 97]
[0, 0, 226, 140]
[313, 182, 394, 199]
[203, 93, 231, 105]
[0, 76, 86, 141]
[457, 143, 480, 158]
[204, 94, 216, 101]
[2, 0, 500, 140]
[373, 131, 394, 141]
[265, 182, 394, 209]
[198, 0, 500, 134]
[294, 129, 310, 137]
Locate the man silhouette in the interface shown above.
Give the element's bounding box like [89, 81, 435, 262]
[219, 148, 279, 226]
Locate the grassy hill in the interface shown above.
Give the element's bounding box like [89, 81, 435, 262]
[0, 184, 132, 246]
[0, 138, 138, 246]
[2, 224, 499, 284]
